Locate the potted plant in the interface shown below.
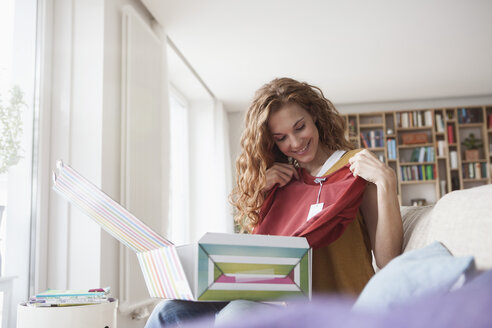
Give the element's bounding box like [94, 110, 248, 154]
[461, 133, 482, 161]
[0, 86, 25, 174]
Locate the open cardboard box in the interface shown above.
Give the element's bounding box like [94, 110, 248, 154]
[53, 161, 311, 301]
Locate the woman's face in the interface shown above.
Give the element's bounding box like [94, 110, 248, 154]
[267, 103, 320, 165]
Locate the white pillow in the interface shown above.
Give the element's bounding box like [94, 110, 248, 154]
[353, 241, 475, 312]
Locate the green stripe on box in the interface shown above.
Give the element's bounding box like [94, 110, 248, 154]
[197, 289, 306, 301]
[214, 265, 222, 281]
[299, 251, 309, 294]
[215, 262, 295, 276]
[200, 244, 308, 258]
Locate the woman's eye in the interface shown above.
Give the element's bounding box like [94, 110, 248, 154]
[275, 136, 286, 142]
[295, 124, 305, 131]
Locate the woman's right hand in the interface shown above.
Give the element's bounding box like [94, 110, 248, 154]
[263, 162, 299, 192]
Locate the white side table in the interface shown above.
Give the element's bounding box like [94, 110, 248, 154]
[0, 276, 16, 328]
[16, 299, 118, 328]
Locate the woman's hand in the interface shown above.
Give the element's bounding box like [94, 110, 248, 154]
[263, 162, 299, 192]
[348, 149, 396, 187]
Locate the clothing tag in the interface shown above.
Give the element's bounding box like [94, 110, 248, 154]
[307, 203, 324, 221]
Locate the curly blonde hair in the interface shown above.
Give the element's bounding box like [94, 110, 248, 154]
[230, 78, 354, 232]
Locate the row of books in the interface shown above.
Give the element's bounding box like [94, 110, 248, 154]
[360, 130, 384, 148]
[27, 287, 113, 307]
[387, 139, 397, 160]
[400, 164, 436, 181]
[398, 111, 433, 128]
[458, 108, 482, 124]
[462, 162, 489, 179]
[408, 146, 435, 163]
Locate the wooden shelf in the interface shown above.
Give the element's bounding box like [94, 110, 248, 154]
[398, 143, 434, 148]
[458, 123, 484, 128]
[396, 126, 433, 131]
[400, 180, 437, 185]
[400, 162, 435, 165]
[359, 124, 384, 128]
[343, 106, 491, 206]
[463, 178, 489, 182]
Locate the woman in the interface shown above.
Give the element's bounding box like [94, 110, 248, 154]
[145, 78, 403, 327]
[232, 77, 403, 294]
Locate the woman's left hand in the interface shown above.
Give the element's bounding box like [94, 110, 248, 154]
[348, 149, 396, 187]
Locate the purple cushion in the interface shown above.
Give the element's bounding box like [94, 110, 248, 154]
[179, 270, 492, 328]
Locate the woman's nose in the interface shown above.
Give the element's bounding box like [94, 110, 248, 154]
[289, 135, 302, 149]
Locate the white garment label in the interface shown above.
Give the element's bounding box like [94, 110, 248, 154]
[307, 203, 324, 221]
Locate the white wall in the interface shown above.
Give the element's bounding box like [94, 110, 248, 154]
[227, 110, 245, 183]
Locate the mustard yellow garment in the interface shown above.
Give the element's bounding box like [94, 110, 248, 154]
[311, 149, 374, 295]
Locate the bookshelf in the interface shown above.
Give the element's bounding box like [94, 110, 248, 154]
[343, 106, 492, 206]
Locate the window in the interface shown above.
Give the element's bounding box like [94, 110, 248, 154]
[168, 88, 191, 245]
[0, 0, 38, 325]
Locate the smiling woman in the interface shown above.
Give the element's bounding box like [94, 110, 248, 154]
[232, 77, 403, 294]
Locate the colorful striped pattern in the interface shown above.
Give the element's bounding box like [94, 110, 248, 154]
[197, 240, 311, 301]
[52, 160, 172, 252]
[137, 247, 193, 300]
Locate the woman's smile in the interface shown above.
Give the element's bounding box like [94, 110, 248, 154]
[291, 139, 311, 156]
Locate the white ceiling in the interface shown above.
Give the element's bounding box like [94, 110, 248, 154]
[142, 0, 492, 112]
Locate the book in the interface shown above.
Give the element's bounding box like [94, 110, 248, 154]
[435, 114, 444, 132]
[35, 288, 110, 298]
[418, 147, 426, 162]
[425, 111, 433, 127]
[450, 151, 458, 169]
[426, 165, 433, 180]
[447, 125, 455, 144]
[437, 140, 446, 157]
[29, 287, 112, 307]
[440, 180, 447, 196]
[369, 130, 376, 148]
[360, 132, 369, 148]
[475, 163, 482, 179]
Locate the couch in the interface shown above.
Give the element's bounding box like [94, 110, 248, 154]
[400, 184, 492, 271]
[179, 184, 492, 328]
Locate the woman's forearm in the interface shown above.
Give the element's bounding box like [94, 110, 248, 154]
[373, 169, 403, 268]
